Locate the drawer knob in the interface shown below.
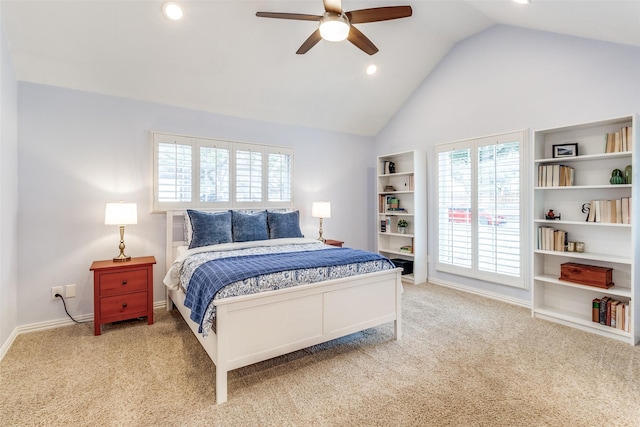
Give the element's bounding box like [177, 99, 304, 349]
[122, 303, 128, 308]
[122, 280, 127, 285]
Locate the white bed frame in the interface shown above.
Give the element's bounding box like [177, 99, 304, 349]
[165, 210, 403, 404]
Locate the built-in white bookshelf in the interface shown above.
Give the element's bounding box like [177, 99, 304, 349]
[376, 150, 427, 284]
[532, 114, 638, 345]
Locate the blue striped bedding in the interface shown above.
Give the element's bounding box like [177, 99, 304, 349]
[164, 239, 395, 336]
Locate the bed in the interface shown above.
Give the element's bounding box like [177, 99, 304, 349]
[163, 209, 403, 404]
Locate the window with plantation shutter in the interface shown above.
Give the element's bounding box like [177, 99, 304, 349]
[199, 144, 230, 203]
[268, 151, 292, 202]
[437, 146, 472, 269]
[152, 132, 293, 211]
[235, 147, 263, 203]
[155, 135, 193, 205]
[436, 131, 527, 289]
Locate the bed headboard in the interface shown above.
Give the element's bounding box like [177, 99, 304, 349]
[165, 208, 296, 273]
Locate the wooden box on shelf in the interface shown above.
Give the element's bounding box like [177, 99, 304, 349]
[560, 262, 613, 289]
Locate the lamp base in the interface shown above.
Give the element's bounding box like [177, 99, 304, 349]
[113, 254, 131, 262]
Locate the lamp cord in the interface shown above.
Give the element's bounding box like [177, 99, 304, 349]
[55, 294, 87, 324]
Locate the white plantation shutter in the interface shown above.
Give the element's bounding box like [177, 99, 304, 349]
[477, 138, 520, 278]
[199, 144, 230, 203]
[437, 146, 472, 269]
[436, 131, 526, 288]
[268, 151, 292, 202]
[155, 135, 193, 206]
[235, 147, 263, 203]
[152, 132, 293, 211]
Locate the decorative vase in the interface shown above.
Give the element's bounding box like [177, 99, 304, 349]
[398, 227, 407, 234]
[624, 164, 632, 184]
[610, 169, 625, 185]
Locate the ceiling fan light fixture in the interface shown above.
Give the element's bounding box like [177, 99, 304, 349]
[512, 0, 531, 4]
[319, 13, 350, 42]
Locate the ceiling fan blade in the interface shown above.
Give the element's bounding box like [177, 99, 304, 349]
[296, 29, 323, 54]
[346, 6, 412, 24]
[323, 0, 343, 14]
[347, 26, 378, 56]
[256, 12, 321, 21]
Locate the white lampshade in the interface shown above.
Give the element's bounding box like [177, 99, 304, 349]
[312, 201, 331, 219]
[105, 202, 138, 225]
[319, 14, 350, 42]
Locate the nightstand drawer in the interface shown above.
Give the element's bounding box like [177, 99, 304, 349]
[100, 291, 148, 321]
[99, 269, 148, 295]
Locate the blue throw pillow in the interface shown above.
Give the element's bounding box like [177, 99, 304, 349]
[267, 210, 303, 239]
[187, 210, 232, 249]
[232, 210, 269, 242]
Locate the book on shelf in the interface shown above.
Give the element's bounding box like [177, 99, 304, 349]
[599, 296, 609, 325]
[537, 226, 567, 251]
[537, 164, 574, 187]
[586, 198, 631, 224]
[604, 126, 633, 153]
[592, 298, 600, 322]
[593, 296, 630, 332]
[400, 245, 413, 253]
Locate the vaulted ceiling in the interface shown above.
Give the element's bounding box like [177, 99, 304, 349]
[3, 1, 640, 136]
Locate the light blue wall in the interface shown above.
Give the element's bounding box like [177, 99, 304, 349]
[375, 25, 640, 303]
[0, 9, 19, 351]
[16, 84, 374, 327]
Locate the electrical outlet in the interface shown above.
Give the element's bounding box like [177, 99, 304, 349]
[65, 284, 76, 298]
[51, 286, 63, 300]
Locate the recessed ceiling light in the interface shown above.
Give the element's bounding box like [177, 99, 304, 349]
[163, 2, 183, 21]
[513, 0, 531, 4]
[366, 64, 378, 75]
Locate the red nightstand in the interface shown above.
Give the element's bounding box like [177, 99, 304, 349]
[90, 256, 156, 336]
[324, 239, 344, 247]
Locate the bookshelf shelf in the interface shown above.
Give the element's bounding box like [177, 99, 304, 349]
[532, 114, 637, 345]
[377, 150, 426, 284]
[534, 219, 631, 227]
[535, 184, 632, 190]
[534, 306, 631, 341]
[533, 274, 632, 298]
[533, 249, 632, 265]
[534, 151, 631, 164]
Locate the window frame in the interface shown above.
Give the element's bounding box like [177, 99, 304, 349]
[435, 130, 528, 289]
[151, 131, 294, 212]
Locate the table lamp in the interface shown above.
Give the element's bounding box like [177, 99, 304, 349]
[105, 201, 137, 262]
[311, 201, 331, 242]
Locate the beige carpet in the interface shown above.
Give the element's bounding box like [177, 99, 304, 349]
[1, 283, 639, 427]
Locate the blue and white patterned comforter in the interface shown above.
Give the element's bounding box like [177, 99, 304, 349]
[163, 238, 395, 336]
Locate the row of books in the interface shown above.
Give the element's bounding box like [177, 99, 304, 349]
[592, 297, 630, 332]
[537, 226, 567, 251]
[537, 164, 574, 187]
[604, 126, 633, 153]
[378, 194, 408, 213]
[585, 198, 632, 224]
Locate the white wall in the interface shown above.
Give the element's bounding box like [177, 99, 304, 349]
[16, 83, 373, 327]
[0, 9, 19, 352]
[375, 25, 640, 303]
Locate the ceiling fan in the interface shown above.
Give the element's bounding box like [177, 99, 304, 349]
[256, 0, 412, 55]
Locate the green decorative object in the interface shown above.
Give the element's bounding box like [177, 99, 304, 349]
[624, 164, 632, 184]
[610, 168, 625, 185]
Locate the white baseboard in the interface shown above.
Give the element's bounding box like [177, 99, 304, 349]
[0, 328, 18, 361]
[0, 300, 167, 361]
[426, 278, 531, 309]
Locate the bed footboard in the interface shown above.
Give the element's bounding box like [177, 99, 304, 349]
[167, 268, 402, 404]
